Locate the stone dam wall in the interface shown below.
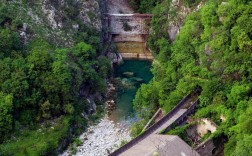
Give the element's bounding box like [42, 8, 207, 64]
[104, 14, 153, 60]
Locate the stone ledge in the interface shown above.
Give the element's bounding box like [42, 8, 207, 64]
[113, 34, 147, 42]
[120, 53, 153, 60]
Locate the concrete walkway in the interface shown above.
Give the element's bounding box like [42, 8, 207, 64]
[153, 109, 187, 134]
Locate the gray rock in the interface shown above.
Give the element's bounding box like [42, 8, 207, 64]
[130, 77, 144, 82]
[122, 72, 134, 77]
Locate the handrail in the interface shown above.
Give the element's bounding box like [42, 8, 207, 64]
[142, 108, 162, 131]
[109, 93, 199, 156]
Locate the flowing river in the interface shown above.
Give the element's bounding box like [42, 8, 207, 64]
[61, 60, 152, 156]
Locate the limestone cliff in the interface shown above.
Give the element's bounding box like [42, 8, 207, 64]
[166, 0, 205, 41]
[1, 0, 102, 47]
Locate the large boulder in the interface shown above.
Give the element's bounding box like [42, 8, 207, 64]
[107, 52, 123, 64]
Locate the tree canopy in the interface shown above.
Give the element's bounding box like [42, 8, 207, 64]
[132, 0, 252, 154]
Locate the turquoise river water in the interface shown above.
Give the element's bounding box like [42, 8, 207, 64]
[109, 60, 153, 124]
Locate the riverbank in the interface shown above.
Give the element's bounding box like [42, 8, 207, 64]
[61, 116, 131, 156]
[60, 60, 153, 155]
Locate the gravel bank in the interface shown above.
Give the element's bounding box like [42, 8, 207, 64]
[60, 116, 131, 156]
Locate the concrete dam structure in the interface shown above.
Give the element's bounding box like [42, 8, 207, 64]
[104, 14, 153, 60]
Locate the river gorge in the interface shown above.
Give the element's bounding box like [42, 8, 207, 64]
[0, 0, 247, 155]
[61, 60, 152, 156]
[61, 0, 154, 154]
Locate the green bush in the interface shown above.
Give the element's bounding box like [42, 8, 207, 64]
[167, 124, 192, 145]
[0, 93, 13, 143]
[0, 116, 70, 156]
[130, 119, 147, 137]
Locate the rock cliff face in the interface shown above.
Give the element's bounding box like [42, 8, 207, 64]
[167, 0, 204, 41]
[2, 0, 102, 47]
[40, 0, 101, 30]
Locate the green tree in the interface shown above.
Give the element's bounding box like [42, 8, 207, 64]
[0, 92, 13, 142]
[0, 28, 21, 56]
[72, 42, 95, 61]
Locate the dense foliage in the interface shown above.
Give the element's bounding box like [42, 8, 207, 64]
[0, 2, 110, 155]
[129, 0, 162, 13]
[132, 0, 252, 155]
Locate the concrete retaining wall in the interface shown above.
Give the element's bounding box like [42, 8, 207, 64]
[104, 13, 153, 60]
[120, 53, 153, 60]
[104, 14, 152, 35]
[195, 138, 215, 156]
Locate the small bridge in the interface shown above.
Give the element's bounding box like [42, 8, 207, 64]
[110, 91, 200, 156]
[104, 14, 153, 60]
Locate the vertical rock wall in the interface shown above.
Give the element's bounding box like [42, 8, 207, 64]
[3, 0, 102, 47]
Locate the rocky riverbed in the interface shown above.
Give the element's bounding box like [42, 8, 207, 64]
[61, 60, 152, 156]
[61, 116, 131, 156]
